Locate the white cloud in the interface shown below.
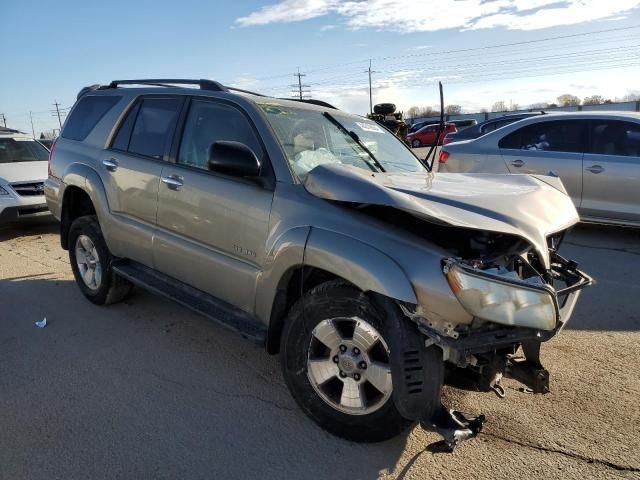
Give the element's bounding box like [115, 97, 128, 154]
[235, 0, 640, 31]
[319, 24, 338, 31]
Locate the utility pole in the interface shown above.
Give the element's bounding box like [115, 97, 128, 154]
[365, 59, 377, 115]
[52, 101, 63, 128]
[291, 68, 311, 100]
[0, 113, 6, 128]
[29, 111, 36, 138]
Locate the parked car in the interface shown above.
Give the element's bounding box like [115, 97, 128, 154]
[443, 113, 544, 145]
[38, 138, 54, 149]
[439, 112, 640, 227]
[46, 79, 591, 449]
[0, 128, 51, 223]
[409, 118, 477, 135]
[407, 123, 456, 147]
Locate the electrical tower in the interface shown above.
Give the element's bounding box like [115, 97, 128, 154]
[291, 68, 311, 100]
[364, 59, 377, 115]
[51, 101, 66, 129]
[0, 113, 6, 128]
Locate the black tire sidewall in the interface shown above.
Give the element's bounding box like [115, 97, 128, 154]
[281, 281, 411, 442]
[68, 215, 114, 305]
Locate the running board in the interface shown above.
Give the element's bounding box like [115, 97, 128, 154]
[112, 261, 267, 343]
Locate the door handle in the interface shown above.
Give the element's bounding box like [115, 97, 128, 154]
[511, 159, 525, 167]
[586, 165, 604, 174]
[161, 175, 184, 190]
[102, 158, 118, 172]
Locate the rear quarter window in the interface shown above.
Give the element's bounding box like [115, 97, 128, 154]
[62, 95, 121, 141]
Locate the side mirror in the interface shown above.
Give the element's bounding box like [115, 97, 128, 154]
[208, 141, 261, 177]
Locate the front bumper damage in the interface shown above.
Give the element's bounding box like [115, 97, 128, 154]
[391, 252, 592, 451]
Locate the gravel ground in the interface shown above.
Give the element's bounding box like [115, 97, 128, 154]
[0, 219, 638, 480]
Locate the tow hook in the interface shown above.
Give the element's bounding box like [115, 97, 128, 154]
[421, 406, 486, 452]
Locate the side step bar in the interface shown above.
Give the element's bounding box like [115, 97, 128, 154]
[112, 261, 267, 344]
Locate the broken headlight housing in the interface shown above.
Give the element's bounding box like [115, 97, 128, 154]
[443, 260, 558, 331]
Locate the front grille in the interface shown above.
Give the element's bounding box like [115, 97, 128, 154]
[11, 182, 45, 196]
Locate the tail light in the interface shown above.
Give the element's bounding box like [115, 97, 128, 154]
[443, 136, 452, 145]
[47, 140, 57, 178]
[439, 150, 450, 163]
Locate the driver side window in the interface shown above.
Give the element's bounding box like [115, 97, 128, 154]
[178, 100, 263, 170]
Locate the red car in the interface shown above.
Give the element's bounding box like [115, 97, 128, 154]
[407, 123, 456, 147]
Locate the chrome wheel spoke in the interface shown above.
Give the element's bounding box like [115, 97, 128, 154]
[93, 265, 102, 288]
[352, 320, 379, 352]
[308, 358, 339, 385]
[366, 361, 392, 395]
[311, 320, 343, 351]
[79, 236, 93, 252]
[339, 377, 364, 410]
[82, 267, 94, 287]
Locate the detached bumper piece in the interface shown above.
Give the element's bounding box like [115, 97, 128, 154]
[421, 408, 485, 452]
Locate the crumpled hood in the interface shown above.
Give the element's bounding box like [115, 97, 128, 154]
[304, 164, 579, 269]
[0, 162, 48, 184]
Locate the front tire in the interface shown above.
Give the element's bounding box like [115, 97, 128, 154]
[412, 139, 421, 148]
[68, 215, 133, 305]
[280, 280, 412, 442]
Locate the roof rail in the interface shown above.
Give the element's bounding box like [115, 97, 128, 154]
[107, 79, 228, 92]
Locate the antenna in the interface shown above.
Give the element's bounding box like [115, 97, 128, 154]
[425, 82, 445, 172]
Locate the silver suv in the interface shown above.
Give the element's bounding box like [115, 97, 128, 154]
[45, 79, 591, 449]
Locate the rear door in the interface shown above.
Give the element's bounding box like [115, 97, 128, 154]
[581, 119, 640, 224]
[154, 97, 274, 314]
[498, 119, 585, 207]
[103, 95, 183, 266]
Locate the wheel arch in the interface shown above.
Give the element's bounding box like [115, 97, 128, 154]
[265, 229, 417, 354]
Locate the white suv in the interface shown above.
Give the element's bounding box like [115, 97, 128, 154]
[0, 128, 51, 223]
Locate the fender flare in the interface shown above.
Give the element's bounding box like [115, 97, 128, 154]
[304, 228, 417, 304]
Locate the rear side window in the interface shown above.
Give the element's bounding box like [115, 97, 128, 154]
[128, 98, 181, 159]
[589, 120, 640, 157]
[499, 120, 584, 153]
[62, 95, 121, 141]
[0, 138, 49, 163]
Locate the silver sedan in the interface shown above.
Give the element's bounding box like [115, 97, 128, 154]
[439, 112, 640, 227]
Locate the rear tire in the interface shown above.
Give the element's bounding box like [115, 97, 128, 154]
[68, 215, 133, 305]
[280, 280, 412, 442]
[412, 139, 421, 148]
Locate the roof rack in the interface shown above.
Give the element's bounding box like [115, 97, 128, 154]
[108, 79, 228, 91]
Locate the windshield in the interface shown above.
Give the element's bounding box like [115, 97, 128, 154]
[258, 104, 426, 179]
[0, 138, 49, 163]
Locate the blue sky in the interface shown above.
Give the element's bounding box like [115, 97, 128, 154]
[2, 0, 640, 135]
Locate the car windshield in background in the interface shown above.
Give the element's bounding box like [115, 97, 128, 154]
[0, 138, 49, 163]
[259, 103, 426, 179]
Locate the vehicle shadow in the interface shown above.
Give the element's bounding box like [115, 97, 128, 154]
[0, 218, 58, 241]
[561, 223, 640, 331]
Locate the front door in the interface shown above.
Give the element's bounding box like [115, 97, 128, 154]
[581, 119, 640, 224]
[154, 98, 274, 314]
[499, 119, 585, 208]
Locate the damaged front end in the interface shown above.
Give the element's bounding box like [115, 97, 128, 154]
[397, 236, 592, 450]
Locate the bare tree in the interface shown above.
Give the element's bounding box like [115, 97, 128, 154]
[491, 101, 507, 112]
[406, 106, 421, 118]
[480, 108, 488, 113]
[583, 95, 604, 106]
[510, 103, 520, 111]
[445, 104, 462, 115]
[557, 94, 581, 107]
[529, 102, 549, 110]
[621, 92, 640, 102]
[418, 106, 437, 117]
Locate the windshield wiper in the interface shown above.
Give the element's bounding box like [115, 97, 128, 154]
[323, 112, 386, 173]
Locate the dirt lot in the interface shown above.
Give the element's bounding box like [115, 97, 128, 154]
[1, 219, 639, 480]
